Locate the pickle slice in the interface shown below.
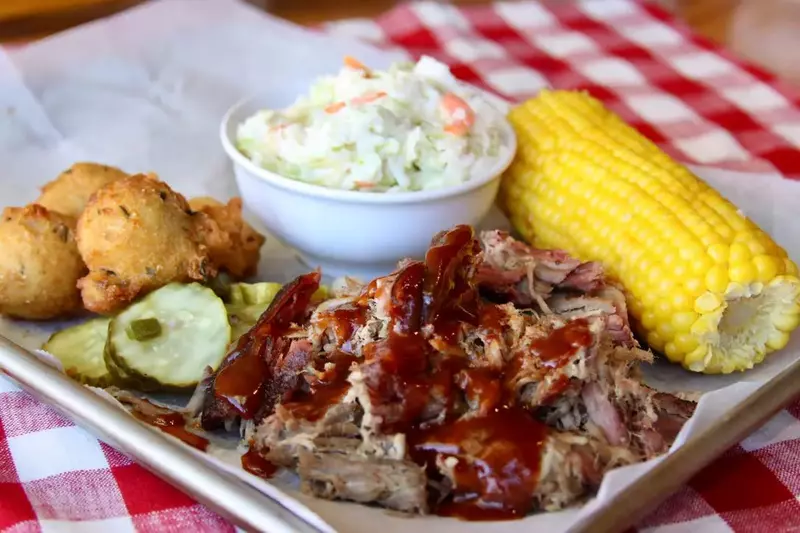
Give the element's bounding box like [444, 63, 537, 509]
[225, 282, 331, 341]
[106, 283, 230, 390]
[43, 318, 113, 386]
[226, 282, 284, 340]
[228, 282, 283, 307]
[227, 282, 282, 341]
[103, 341, 164, 391]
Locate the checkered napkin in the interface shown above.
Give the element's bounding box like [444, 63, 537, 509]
[3, 1, 800, 532]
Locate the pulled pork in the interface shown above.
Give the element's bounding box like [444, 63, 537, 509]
[197, 225, 695, 520]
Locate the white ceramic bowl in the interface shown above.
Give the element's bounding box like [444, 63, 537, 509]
[220, 92, 517, 280]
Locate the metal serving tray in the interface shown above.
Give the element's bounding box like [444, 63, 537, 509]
[2, 331, 800, 533]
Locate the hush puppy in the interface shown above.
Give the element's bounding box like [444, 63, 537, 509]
[0, 205, 86, 320]
[37, 162, 129, 218]
[76, 173, 216, 314]
[190, 197, 266, 279]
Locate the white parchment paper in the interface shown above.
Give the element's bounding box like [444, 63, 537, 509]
[1, 1, 799, 531]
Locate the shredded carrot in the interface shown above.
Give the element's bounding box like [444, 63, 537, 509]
[444, 123, 470, 136]
[351, 91, 387, 105]
[440, 92, 475, 135]
[344, 55, 369, 73]
[325, 102, 346, 114]
[354, 181, 376, 189]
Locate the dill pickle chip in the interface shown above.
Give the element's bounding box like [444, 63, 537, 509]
[107, 283, 230, 390]
[43, 318, 113, 386]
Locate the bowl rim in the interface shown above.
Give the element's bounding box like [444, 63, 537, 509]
[219, 89, 518, 205]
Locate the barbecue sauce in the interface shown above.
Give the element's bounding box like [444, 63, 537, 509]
[543, 374, 571, 402]
[423, 225, 480, 326]
[318, 303, 367, 349]
[408, 406, 548, 521]
[455, 367, 502, 416]
[283, 382, 351, 422]
[213, 340, 270, 419]
[131, 404, 209, 452]
[241, 447, 278, 479]
[531, 318, 592, 367]
[363, 228, 509, 435]
[283, 352, 358, 422]
[361, 261, 434, 432]
[213, 272, 321, 419]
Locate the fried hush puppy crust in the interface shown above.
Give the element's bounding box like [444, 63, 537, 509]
[189, 197, 266, 279]
[36, 162, 129, 218]
[76, 173, 216, 315]
[0, 205, 86, 320]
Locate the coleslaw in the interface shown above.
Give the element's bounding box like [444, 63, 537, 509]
[235, 56, 511, 192]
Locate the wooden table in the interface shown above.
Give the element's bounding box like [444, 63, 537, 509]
[0, 0, 729, 42]
[1, 0, 798, 85]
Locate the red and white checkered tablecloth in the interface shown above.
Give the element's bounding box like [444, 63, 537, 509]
[2, 1, 800, 532]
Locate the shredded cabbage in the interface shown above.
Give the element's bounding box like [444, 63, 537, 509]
[235, 56, 509, 192]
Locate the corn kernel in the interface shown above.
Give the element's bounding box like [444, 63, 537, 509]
[683, 345, 708, 367]
[774, 313, 800, 332]
[679, 246, 700, 262]
[641, 310, 658, 330]
[766, 330, 790, 351]
[700, 232, 724, 248]
[734, 229, 757, 243]
[726, 213, 748, 232]
[691, 255, 713, 276]
[639, 256, 654, 274]
[745, 239, 767, 256]
[657, 322, 675, 341]
[661, 252, 679, 268]
[672, 293, 692, 311]
[664, 342, 682, 362]
[684, 277, 704, 296]
[691, 314, 718, 335]
[658, 278, 674, 295]
[694, 292, 723, 313]
[647, 331, 663, 350]
[716, 225, 734, 242]
[642, 291, 659, 309]
[705, 266, 729, 293]
[656, 300, 673, 319]
[647, 266, 664, 284]
[753, 255, 780, 282]
[674, 332, 699, 353]
[707, 243, 728, 264]
[672, 311, 699, 332]
[729, 262, 758, 284]
[728, 242, 751, 263]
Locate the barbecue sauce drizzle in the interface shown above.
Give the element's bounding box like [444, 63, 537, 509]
[241, 446, 278, 479]
[283, 351, 358, 422]
[130, 401, 209, 452]
[532, 318, 593, 367]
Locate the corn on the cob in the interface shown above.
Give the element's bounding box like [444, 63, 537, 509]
[501, 89, 800, 374]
